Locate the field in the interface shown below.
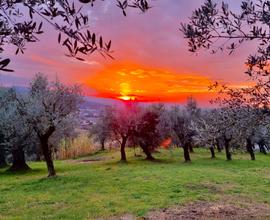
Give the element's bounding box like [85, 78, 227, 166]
[0, 149, 270, 220]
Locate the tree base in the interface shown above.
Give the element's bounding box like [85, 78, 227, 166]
[250, 155, 255, 161]
[47, 174, 57, 178]
[249, 152, 256, 161]
[145, 156, 155, 161]
[225, 152, 232, 161]
[210, 148, 216, 159]
[7, 163, 31, 172]
[119, 159, 127, 163]
[0, 163, 8, 168]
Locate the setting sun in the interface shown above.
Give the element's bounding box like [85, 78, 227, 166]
[118, 95, 137, 101]
[86, 63, 216, 102]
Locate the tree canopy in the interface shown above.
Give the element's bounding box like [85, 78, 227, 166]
[0, 0, 151, 71]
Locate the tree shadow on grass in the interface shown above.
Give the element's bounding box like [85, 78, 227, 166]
[0, 167, 43, 176]
[104, 156, 188, 167]
[1, 172, 92, 193]
[15, 175, 93, 193]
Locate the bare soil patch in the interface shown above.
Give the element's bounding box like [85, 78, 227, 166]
[99, 196, 270, 220]
[145, 197, 270, 220]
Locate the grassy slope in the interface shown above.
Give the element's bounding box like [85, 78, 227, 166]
[0, 149, 269, 220]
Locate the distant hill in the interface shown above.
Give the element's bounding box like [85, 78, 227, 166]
[13, 86, 29, 95]
[81, 96, 120, 110]
[0, 85, 119, 109]
[80, 98, 109, 110]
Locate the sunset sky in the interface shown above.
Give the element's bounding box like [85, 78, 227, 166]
[1, 0, 257, 106]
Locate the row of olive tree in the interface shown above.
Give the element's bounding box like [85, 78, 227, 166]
[90, 97, 202, 162]
[192, 106, 270, 161]
[180, 0, 270, 161]
[0, 73, 82, 176]
[90, 96, 270, 163]
[90, 102, 163, 161]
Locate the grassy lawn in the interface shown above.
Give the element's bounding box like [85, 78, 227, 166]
[0, 149, 269, 220]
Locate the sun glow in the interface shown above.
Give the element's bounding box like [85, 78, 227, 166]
[87, 64, 214, 102]
[118, 95, 137, 101]
[117, 82, 137, 101]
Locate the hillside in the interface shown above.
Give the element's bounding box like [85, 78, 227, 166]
[1, 149, 269, 220]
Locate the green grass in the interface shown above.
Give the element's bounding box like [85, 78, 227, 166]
[0, 149, 269, 220]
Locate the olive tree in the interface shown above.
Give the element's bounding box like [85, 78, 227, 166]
[192, 110, 219, 159]
[181, 0, 270, 77]
[16, 73, 82, 177]
[159, 106, 195, 162]
[110, 104, 140, 161]
[133, 104, 164, 160]
[0, 88, 33, 171]
[193, 108, 238, 161]
[181, 0, 270, 159]
[0, 132, 6, 167]
[253, 125, 270, 154]
[234, 108, 266, 160]
[182, 0, 270, 110]
[0, 89, 8, 167]
[0, 0, 151, 72]
[185, 96, 201, 153]
[89, 107, 113, 151]
[209, 80, 270, 160]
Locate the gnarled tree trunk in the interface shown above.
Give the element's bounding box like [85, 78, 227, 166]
[8, 147, 30, 171]
[38, 126, 56, 177]
[246, 138, 255, 160]
[183, 143, 191, 162]
[259, 141, 267, 155]
[210, 146, 215, 159]
[224, 138, 232, 161]
[140, 143, 155, 161]
[120, 136, 128, 161]
[40, 137, 56, 177]
[0, 147, 7, 168]
[101, 140, 105, 151]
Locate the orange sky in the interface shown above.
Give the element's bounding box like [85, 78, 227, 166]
[86, 63, 210, 101]
[4, 0, 257, 106]
[86, 63, 253, 103]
